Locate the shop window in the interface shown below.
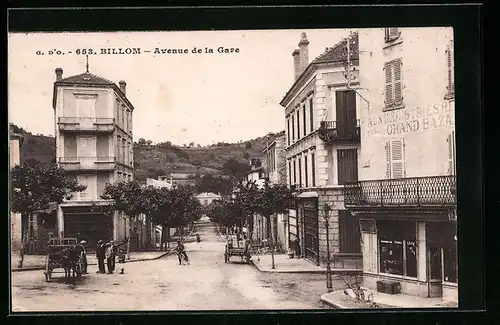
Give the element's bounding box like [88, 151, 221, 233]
[378, 220, 417, 277]
[443, 246, 458, 283]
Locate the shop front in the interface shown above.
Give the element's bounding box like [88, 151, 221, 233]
[296, 194, 319, 265]
[358, 215, 458, 302]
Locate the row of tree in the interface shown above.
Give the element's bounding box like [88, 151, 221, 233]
[10, 163, 203, 259]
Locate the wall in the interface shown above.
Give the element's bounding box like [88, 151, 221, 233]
[357, 27, 455, 180]
[61, 88, 111, 118]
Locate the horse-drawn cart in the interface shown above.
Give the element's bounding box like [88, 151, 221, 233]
[44, 237, 84, 282]
[224, 240, 251, 264]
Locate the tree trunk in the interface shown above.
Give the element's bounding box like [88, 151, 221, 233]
[145, 218, 151, 250]
[161, 224, 166, 251]
[269, 214, 276, 269]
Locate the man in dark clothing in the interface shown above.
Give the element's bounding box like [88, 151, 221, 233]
[105, 241, 116, 274]
[96, 240, 106, 274]
[175, 240, 189, 265]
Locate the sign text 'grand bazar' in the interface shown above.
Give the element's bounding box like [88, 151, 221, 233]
[365, 101, 455, 136]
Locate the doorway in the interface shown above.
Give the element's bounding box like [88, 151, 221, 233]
[427, 246, 443, 298]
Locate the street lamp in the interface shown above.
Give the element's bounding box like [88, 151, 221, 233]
[323, 203, 333, 292]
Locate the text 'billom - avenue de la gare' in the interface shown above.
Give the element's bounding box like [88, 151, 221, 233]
[35, 47, 241, 56]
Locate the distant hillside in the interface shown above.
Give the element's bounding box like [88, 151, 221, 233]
[11, 123, 285, 183]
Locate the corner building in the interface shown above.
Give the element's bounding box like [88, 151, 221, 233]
[280, 32, 363, 271]
[53, 68, 135, 249]
[345, 27, 457, 302]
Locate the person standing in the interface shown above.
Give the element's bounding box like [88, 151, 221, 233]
[105, 241, 116, 274]
[96, 240, 106, 274]
[77, 240, 88, 274]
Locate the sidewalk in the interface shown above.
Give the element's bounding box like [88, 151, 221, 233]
[320, 290, 458, 309]
[11, 250, 172, 272]
[251, 253, 361, 274]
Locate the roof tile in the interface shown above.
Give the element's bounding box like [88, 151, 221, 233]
[56, 72, 115, 85]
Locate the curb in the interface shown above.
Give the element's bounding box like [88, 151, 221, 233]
[250, 260, 362, 275]
[320, 293, 346, 309]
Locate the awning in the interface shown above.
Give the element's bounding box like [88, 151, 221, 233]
[297, 191, 318, 198]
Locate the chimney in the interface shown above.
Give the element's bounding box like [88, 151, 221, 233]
[55, 68, 63, 81]
[119, 80, 127, 95]
[298, 32, 310, 74]
[292, 49, 300, 80]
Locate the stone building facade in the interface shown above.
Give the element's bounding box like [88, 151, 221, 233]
[280, 32, 362, 270]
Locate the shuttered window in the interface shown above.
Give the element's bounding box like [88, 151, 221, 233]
[339, 210, 361, 253]
[288, 160, 292, 186]
[384, 59, 403, 109]
[296, 109, 301, 140]
[303, 104, 307, 136]
[309, 98, 314, 132]
[311, 152, 316, 187]
[385, 139, 405, 179]
[304, 155, 309, 188]
[447, 131, 456, 175]
[445, 40, 455, 98]
[385, 28, 400, 42]
[293, 159, 297, 184]
[298, 157, 302, 188]
[287, 117, 291, 145]
[291, 115, 295, 142]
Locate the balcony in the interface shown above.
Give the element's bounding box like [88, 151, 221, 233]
[58, 156, 116, 171]
[344, 175, 456, 209]
[318, 119, 360, 144]
[58, 117, 115, 133]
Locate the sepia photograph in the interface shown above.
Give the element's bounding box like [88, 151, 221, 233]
[8, 27, 458, 312]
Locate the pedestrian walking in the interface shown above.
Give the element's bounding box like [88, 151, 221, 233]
[96, 240, 106, 274]
[105, 241, 116, 274]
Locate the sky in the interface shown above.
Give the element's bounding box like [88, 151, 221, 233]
[8, 29, 354, 146]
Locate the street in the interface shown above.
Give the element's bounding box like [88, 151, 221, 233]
[11, 220, 336, 311]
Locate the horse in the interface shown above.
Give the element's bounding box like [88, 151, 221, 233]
[59, 246, 82, 284]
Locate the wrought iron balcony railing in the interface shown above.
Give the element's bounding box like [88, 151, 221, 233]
[58, 156, 116, 171]
[344, 175, 456, 208]
[58, 117, 115, 132]
[318, 119, 360, 144]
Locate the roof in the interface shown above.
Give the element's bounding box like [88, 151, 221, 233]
[196, 192, 222, 198]
[55, 72, 115, 85]
[9, 132, 24, 146]
[52, 71, 135, 111]
[280, 32, 359, 107]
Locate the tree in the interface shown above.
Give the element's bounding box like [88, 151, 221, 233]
[10, 164, 86, 246]
[254, 181, 295, 269]
[146, 140, 153, 145]
[194, 174, 233, 195]
[138, 138, 146, 145]
[100, 180, 144, 260]
[222, 158, 251, 181]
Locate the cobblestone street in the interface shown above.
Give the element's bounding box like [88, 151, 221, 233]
[11, 221, 339, 311]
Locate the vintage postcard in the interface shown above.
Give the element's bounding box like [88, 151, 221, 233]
[9, 28, 457, 312]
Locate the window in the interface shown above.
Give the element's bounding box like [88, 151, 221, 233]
[293, 159, 297, 184]
[296, 109, 301, 140]
[384, 59, 403, 109]
[339, 210, 361, 253]
[288, 160, 292, 186]
[203, 199, 208, 205]
[303, 103, 307, 136]
[445, 40, 455, 98]
[378, 220, 417, 277]
[309, 97, 314, 132]
[287, 117, 291, 145]
[291, 115, 295, 142]
[311, 152, 316, 187]
[385, 28, 400, 42]
[443, 245, 458, 283]
[304, 154, 308, 187]
[426, 222, 457, 284]
[447, 131, 456, 175]
[298, 157, 302, 188]
[385, 139, 405, 179]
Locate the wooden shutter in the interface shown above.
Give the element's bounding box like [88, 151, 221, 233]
[296, 109, 300, 140]
[384, 62, 393, 107]
[447, 131, 456, 175]
[303, 104, 307, 136]
[291, 115, 295, 141]
[311, 152, 316, 187]
[304, 155, 309, 188]
[298, 157, 302, 187]
[393, 59, 403, 105]
[309, 98, 314, 132]
[288, 160, 292, 185]
[391, 139, 405, 179]
[446, 41, 455, 95]
[293, 159, 297, 184]
[287, 117, 290, 145]
[385, 141, 391, 179]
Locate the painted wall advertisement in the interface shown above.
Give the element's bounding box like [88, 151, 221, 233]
[364, 100, 455, 136]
